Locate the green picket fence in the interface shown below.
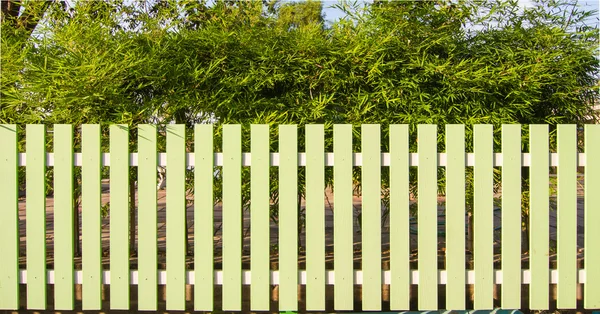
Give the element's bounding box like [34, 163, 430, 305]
[0, 124, 599, 311]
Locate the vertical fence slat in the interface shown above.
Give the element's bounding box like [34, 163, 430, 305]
[390, 124, 410, 310]
[109, 125, 129, 310]
[250, 124, 269, 311]
[194, 124, 214, 311]
[279, 125, 298, 311]
[0, 125, 19, 310]
[138, 124, 158, 310]
[361, 124, 382, 311]
[306, 124, 325, 310]
[26, 124, 46, 310]
[557, 124, 577, 308]
[333, 124, 353, 311]
[445, 124, 465, 310]
[529, 124, 549, 310]
[166, 125, 186, 310]
[223, 124, 242, 311]
[82, 124, 102, 310]
[473, 124, 494, 309]
[54, 125, 74, 310]
[584, 124, 600, 309]
[501, 124, 521, 309]
[417, 124, 437, 310]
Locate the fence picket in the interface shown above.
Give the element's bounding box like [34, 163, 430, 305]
[417, 124, 437, 310]
[0, 125, 19, 310]
[54, 125, 75, 310]
[557, 125, 577, 308]
[473, 125, 494, 309]
[109, 125, 129, 309]
[333, 124, 353, 311]
[306, 124, 325, 310]
[584, 124, 600, 309]
[166, 125, 186, 310]
[279, 125, 298, 311]
[194, 124, 214, 311]
[26, 124, 47, 310]
[82, 124, 102, 310]
[529, 125, 549, 310]
[250, 125, 270, 311]
[138, 125, 158, 310]
[223, 125, 242, 311]
[362, 124, 382, 311]
[445, 124, 465, 310]
[501, 124, 521, 309]
[390, 124, 410, 310]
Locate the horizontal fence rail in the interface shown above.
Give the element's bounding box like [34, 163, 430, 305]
[12, 269, 592, 285]
[0, 123, 599, 312]
[14, 152, 591, 167]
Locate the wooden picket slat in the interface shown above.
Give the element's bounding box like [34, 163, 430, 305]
[306, 125, 325, 310]
[361, 124, 382, 311]
[166, 125, 186, 310]
[584, 124, 600, 309]
[0, 125, 19, 310]
[333, 124, 353, 311]
[417, 124, 437, 310]
[279, 125, 298, 311]
[501, 124, 521, 309]
[82, 124, 102, 310]
[250, 125, 270, 311]
[26, 124, 47, 310]
[109, 125, 129, 310]
[473, 125, 494, 309]
[389, 124, 410, 310]
[557, 124, 577, 308]
[194, 124, 214, 311]
[529, 124, 549, 310]
[54, 125, 75, 310]
[445, 124, 465, 310]
[138, 124, 158, 310]
[223, 124, 242, 311]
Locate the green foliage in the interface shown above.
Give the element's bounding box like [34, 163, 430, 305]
[1, 0, 598, 228]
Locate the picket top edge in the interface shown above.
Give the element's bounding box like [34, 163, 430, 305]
[15, 152, 587, 167]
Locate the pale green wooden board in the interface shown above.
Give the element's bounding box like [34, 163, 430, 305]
[26, 124, 47, 310]
[82, 125, 102, 310]
[0, 125, 19, 310]
[501, 124, 521, 309]
[390, 124, 410, 310]
[250, 124, 270, 311]
[109, 125, 129, 309]
[194, 124, 214, 311]
[278, 125, 298, 311]
[584, 124, 600, 309]
[166, 125, 186, 310]
[333, 124, 354, 311]
[137, 125, 158, 310]
[473, 125, 493, 310]
[306, 124, 325, 311]
[417, 125, 437, 310]
[54, 125, 75, 310]
[529, 125, 549, 310]
[362, 124, 381, 311]
[445, 124, 466, 310]
[222, 125, 242, 311]
[557, 124, 577, 308]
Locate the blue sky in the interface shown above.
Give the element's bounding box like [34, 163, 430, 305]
[320, 0, 600, 26]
